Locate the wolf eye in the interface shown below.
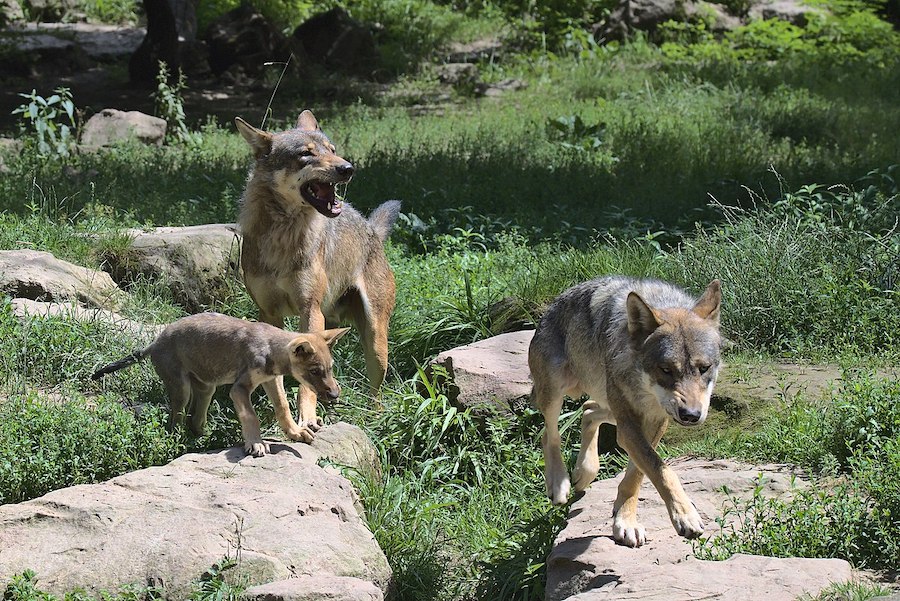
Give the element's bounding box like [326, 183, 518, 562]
[660, 366, 673, 375]
[309, 366, 324, 376]
[299, 149, 313, 158]
[698, 364, 711, 374]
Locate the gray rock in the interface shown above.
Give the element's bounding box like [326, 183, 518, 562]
[0, 250, 125, 311]
[546, 458, 854, 601]
[749, 0, 827, 26]
[242, 575, 383, 601]
[444, 37, 503, 63]
[108, 224, 241, 312]
[436, 62, 479, 87]
[0, 423, 390, 599]
[10, 298, 163, 342]
[80, 109, 167, 151]
[429, 330, 534, 412]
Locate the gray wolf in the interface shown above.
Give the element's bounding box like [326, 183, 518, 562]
[234, 110, 400, 442]
[92, 312, 349, 457]
[529, 276, 722, 547]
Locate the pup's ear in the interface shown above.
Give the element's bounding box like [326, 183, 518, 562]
[320, 327, 351, 348]
[234, 117, 273, 159]
[296, 110, 321, 132]
[626, 291, 663, 339]
[289, 337, 315, 357]
[692, 279, 721, 324]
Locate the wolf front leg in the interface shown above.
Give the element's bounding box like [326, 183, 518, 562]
[613, 409, 703, 546]
[229, 380, 270, 457]
[296, 301, 327, 431]
[261, 379, 315, 443]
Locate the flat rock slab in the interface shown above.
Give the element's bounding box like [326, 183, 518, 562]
[430, 330, 534, 412]
[0, 423, 389, 599]
[546, 458, 853, 601]
[0, 249, 125, 310]
[11, 297, 164, 341]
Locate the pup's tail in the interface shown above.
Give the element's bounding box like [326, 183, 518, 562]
[368, 200, 402, 242]
[91, 349, 147, 380]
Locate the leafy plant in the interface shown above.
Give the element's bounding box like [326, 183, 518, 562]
[11, 88, 77, 158]
[154, 62, 201, 146]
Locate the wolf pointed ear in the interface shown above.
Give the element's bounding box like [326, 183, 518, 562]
[626, 291, 663, 339]
[296, 110, 320, 132]
[692, 279, 721, 324]
[320, 327, 351, 348]
[234, 117, 273, 159]
[289, 337, 315, 357]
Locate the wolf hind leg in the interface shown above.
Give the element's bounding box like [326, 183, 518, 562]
[533, 381, 571, 505]
[162, 371, 191, 433]
[572, 400, 613, 491]
[189, 381, 216, 436]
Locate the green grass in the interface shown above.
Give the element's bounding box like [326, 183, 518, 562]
[3, 3, 900, 597]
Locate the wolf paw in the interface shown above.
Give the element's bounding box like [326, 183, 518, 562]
[303, 417, 324, 432]
[546, 475, 571, 505]
[572, 458, 600, 491]
[286, 425, 316, 444]
[612, 513, 646, 548]
[244, 440, 271, 457]
[671, 503, 704, 539]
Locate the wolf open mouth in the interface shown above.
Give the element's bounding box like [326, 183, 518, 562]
[301, 180, 343, 218]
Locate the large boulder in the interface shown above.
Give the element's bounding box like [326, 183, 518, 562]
[0, 250, 125, 311]
[547, 458, 854, 600]
[0, 423, 390, 599]
[292, 8, 378, 77]
[80, 109, 167, 151]
[429, 330, 534, 412]
[106, 224, 241, 313]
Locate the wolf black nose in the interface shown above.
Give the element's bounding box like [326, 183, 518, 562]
[336, 163, 354, 178]
[678, 407, 702, 423]
[327, 387, 340, 400]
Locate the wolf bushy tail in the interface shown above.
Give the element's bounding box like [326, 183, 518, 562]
[368, 200, 402, 242]
[91, 349, 148, 380]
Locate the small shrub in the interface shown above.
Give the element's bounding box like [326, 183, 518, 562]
[12, 87, 77, 158]
[154, 62, 200, 146]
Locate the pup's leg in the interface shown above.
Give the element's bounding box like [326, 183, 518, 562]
[572, 400, 612, 491]
[613, 408, 702, 545]
[189, 381, 216, 436]
[162, 371, 191, 433]
[229, 381, 269, 457]
[261, 379, 314, 443]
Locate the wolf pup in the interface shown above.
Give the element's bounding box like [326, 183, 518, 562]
[529, 276, 722, 547]
[234, 110, 400, 442]
[92, 312, 349, 457]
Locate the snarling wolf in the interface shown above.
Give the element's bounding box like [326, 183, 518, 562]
[235, 110, 400, 442]
[92, 312, 349, 457]
[529, 276, 722, 547]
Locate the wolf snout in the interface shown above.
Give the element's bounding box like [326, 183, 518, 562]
[335, 162, 354, 179]
[676, 406, 703, 424]
[324, 385, 341, 401]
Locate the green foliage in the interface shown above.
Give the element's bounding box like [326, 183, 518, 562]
[11, 88, 77, 158]
[0, 392, 181, 504]
[83, 0, 138, 24]
[154, 62, 201, 146]
[686, 375, 900, 569]
[188, 559, 243, 601]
